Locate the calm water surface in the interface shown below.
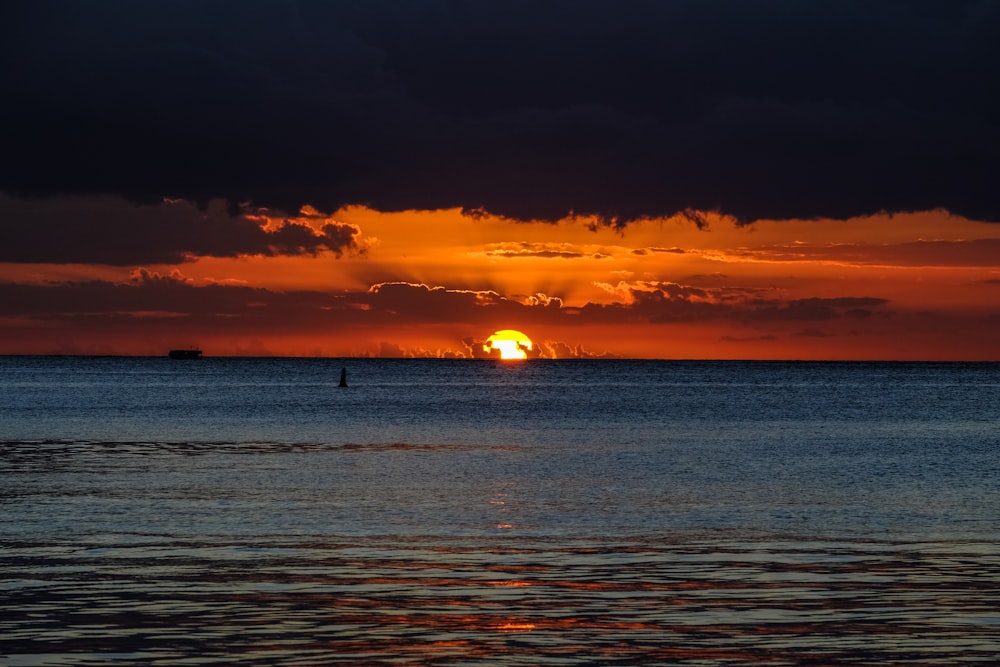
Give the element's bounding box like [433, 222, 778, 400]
[2, 357, 998, 665]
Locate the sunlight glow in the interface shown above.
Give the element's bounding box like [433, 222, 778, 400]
[485, 329, 533, 360]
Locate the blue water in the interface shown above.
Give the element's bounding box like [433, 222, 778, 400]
[2, 357, 999, 664]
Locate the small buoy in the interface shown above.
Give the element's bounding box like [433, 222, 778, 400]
[339, 367, 348, 388]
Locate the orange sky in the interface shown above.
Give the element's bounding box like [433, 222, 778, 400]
[0, 198, 998, 359]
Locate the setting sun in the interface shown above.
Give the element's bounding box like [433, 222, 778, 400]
[485, 330, 533, 360]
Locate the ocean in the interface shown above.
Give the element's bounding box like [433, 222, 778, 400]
[2, 357, 998, 665]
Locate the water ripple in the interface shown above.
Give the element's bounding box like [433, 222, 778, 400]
[3, 537, 998, 665]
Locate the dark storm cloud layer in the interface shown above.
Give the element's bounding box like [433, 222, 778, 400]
[2, 1, 998, 224]
[0, 195, 359, 264]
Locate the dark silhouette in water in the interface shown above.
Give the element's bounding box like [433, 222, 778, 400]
[339, 367, 348, 388]
[168, 349, 202, 360]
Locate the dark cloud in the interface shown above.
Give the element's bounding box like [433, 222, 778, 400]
[630, 245, 691, 257]
[0, 276, 888, 334]
[483, 242, 605, 259]
[2, 1, 997, 224]
[584, 282, 889, 324]
[732, 238, 1000, 267]
[0, 195, 360, 264]
[743, 296, 889, 322]
[0, 271, 335, 321]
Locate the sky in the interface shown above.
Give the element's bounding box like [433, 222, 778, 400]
[1, 1, 998, 359]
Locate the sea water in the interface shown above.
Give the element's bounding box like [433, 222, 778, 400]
[1, 357, 998, 665]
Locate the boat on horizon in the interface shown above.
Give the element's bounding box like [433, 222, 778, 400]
[168, 349, 203, 360]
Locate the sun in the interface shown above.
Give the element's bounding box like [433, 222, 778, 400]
[484, 329, 533, 360]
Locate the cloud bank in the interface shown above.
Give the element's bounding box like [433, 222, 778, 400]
[3, 0, 997, 224]
[0, 277, 887, 330]
[0, 195, 360, 264]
